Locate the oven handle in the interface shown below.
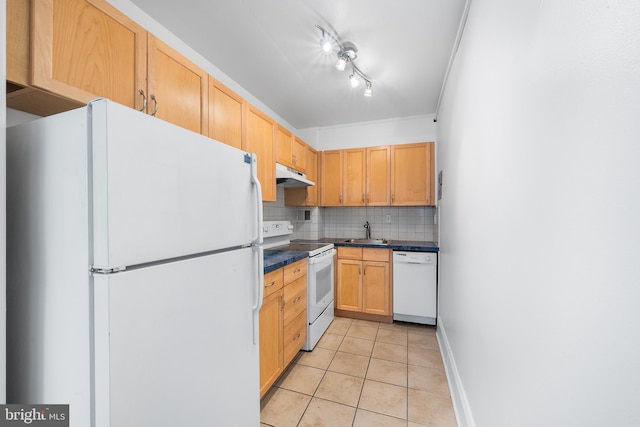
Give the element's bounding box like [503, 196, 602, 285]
[309, 249, 336, 265]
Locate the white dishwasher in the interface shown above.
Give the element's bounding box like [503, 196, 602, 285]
[393, 251, 438, 325]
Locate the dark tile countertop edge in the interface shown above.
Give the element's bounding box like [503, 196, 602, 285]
[290, 238, 439, 252]
[263, 249, 309, 274]
[335, 241, 439, 252]
[264, 239, 439, 273]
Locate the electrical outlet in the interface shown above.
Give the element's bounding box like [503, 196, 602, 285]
[385, 214, 391, 223]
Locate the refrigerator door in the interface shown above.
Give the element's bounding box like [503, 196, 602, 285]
[89, 99, 261, 270]
[93, 247, 260, 427]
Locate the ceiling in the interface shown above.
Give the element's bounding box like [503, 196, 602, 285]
[129, 0, 466, 129]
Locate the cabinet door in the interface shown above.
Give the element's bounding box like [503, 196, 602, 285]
[208, 77, 244, 149]
[305, 147, 318, 205]
[284, 145, 317, 206]
[275, 125, 293, 168]
[366, 146, 391, 206]
[320, 150, 343, 206]
[246, 106, 276, 201]
[31, 0, 147, 109]
[292, 137, 307, 172]
[343, 149, 366, 206]
[391, 142, 434, 206]
[362, 261, 390, 315]
[147, 35, 208, 135]
[259, 290, 283, 398]
[336, 259, 362, 312]
[7, 0, 30, 86]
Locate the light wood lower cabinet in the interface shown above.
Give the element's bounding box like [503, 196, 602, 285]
[259, 259, 307, 398]
[336, 247, 392, 322]
[259, 282, 284, 399]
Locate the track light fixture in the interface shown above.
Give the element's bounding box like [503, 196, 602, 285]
[315, 24, 373, 97]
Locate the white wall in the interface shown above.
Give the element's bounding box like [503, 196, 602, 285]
[299, 114, 436, 151]
[1, 0, 7, 403]
[436, 1, 640, 426]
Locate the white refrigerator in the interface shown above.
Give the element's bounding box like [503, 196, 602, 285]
[6, 99, 264, 426]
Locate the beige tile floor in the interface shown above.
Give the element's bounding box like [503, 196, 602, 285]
[260, 317, 457, 427]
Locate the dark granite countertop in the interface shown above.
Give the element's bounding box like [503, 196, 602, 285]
[263, 238, 438, 273]
[290, 238, 439, 252]
[263, 249, 308, 274]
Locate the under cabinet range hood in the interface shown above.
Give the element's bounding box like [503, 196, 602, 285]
[275, 163, 315, 187]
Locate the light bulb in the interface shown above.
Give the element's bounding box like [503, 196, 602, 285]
[335, 57, 346, 71]
[350, 74, 360, 88]
[364, 86, 372, 97]
[321, 39, 332, 53]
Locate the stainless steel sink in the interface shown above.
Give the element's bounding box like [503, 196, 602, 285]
[343, 238, 389, 245]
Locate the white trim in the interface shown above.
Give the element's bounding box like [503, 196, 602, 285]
[437, 316, 476, 427]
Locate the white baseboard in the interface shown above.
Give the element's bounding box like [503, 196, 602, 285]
[437, 317, 476, 427]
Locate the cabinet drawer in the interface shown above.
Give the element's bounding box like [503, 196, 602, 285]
[283, 276, 307, 325]
[283, 310, 307, 366]
[263, 268, 284, 299]
[284, 259, 307, 285]
[363, 248, 390, 262]
[337, 246, 363, 260]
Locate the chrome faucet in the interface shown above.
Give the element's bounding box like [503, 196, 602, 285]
[364, 221, 371, 239]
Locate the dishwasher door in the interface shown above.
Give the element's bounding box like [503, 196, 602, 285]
[392, 251, 438, 325]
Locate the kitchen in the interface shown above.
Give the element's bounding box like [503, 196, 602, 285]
[2, 1, 640, 427]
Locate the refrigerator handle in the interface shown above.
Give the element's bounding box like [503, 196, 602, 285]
[252, 244, 264, 345]
[250, 154, 264, 245]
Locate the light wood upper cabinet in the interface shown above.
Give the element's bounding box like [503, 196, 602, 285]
[284, 145, 318, 207]
[275, 124, 293, 166]
[246, 105, 276, 202]
[292, 137, 307, 172]
[147, 35, 208, 135]
[29, 0, 147, 110]
[366, 146, 391, 206]
[320, 150, 343, 206]
[391, 142, 435, 206]
[276, 129, 307, 173]
[342, 148, 366, 206]
[208, 76, 244, 150]
[7, 0, 30, 87]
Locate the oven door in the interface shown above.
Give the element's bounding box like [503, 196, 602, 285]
[307, 248, 336, 322]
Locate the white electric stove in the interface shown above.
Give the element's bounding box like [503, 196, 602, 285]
[263, 221, 335, 351]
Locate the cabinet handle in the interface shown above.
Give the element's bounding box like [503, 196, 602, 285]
[362, 196, 365, 204]
[150, 94, 158, 117]
[391, 194, 394, 203]
[281, 295, 285, 311]
[293, 296, 301, 303]
[358, 266, 361, 275]
[363, 266, 366, 275]
[294, 333, 301, 341]
[339, 195, 342, 204]
[293, 268, 301, 274]
[138, 89, 147, 112]
[264, 281, 276, 288]
[293, 155, 296, 164]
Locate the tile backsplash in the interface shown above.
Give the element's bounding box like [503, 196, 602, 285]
[263, 188, 436, 241]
